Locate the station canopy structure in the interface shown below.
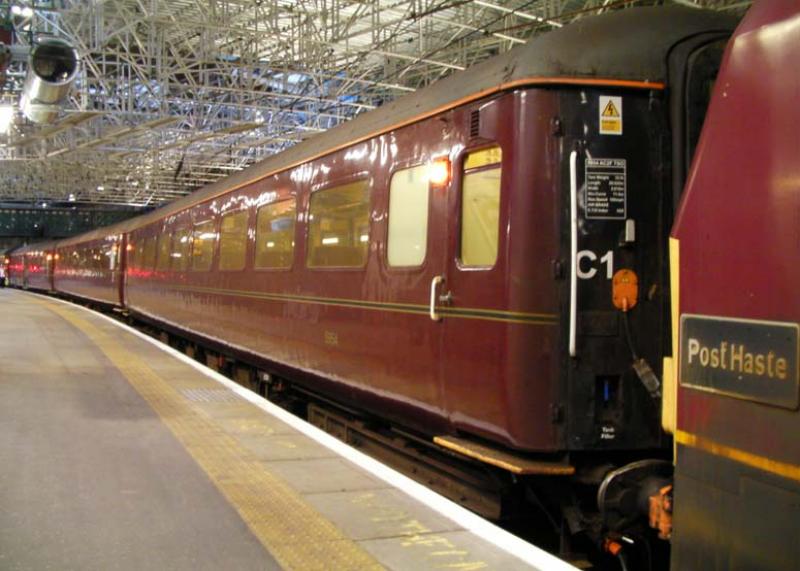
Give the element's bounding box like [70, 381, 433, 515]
[0, 0, 749, 208]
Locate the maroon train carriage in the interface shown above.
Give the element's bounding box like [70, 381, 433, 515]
[5, 247, 25, 288]
[18, 7, 737, 564]
[668, 2, 800, 570]
[53, 232, 126, 307]
[4, 242, 57, 291]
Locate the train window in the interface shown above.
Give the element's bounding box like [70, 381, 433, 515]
[387, 165, 429, 267]
[95, 248, 106, 271]
[255, 199, 296, 269]
[88, 248, 98, 270]
[464, 146, 502, 170]
[307, 179, 371, 268]
[142, 236, 157, 269]
[156, 233, 172, 271]
[685, 39, 727, 175]
[172, 227, 192, 272]
[219, 210, 249, 271]
[132, 240, 145, 270]
[460, 146, 502, 267]
[107, 245, 118, 271]
[192, 220, 216, 271]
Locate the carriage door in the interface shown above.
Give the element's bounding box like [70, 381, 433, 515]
[46, 252, 54, 290]
[434, 143, 510, 438]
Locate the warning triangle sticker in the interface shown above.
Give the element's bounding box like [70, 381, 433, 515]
[601, 100, 620, 118]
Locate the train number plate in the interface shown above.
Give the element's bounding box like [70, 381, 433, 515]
[679, 314, 799, 409]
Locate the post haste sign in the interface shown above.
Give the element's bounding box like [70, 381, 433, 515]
[679, 315, 799, 409]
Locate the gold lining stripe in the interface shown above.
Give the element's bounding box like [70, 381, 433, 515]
[675, 429, 800, 484]
[35, 296, 383, 570]
[157, 283, 559, 325]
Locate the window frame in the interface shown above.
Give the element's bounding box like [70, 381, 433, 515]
[217, 208, 251, 272]
[190, 217, 218, 272]
[455, 143, 505, 271]
[155, 229, 173, 272]
[254, 196, 297, 272]
[132, 236, 145, 271]
[169, 225, 193, 273]
[305, 174, 373, 271]
[384, 160, 432, 272]
[142, 233, 158, 270]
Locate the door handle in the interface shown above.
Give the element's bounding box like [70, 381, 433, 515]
[430, 275, 445, 321]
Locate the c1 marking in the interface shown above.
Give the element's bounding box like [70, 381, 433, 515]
[577, 250, 614, 280]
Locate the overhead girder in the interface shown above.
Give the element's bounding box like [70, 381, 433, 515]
[0, 0, 751, 208]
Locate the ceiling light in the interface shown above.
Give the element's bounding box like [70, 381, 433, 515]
[21, 6, 33, 17]
[10, 5, 22, 15]
[68, 193, 76, 202]
[0, 106, 14, 134]
[97, 185, 104, 191]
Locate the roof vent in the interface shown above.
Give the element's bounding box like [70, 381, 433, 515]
[469, 110, 480, 138]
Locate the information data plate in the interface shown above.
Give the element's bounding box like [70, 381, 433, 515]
[585, 158, 626, 220]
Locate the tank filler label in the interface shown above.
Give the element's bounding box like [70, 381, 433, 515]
[599, 95, 622, 135]
[680, 314, 799, 409]
[585, 158, 626, 220]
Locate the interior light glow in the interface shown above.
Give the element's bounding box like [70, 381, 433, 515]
[97, 185, 104, 191]
[428, 157, 451, 186]
[199, 232, 217, 240]
[0, 106, 14, 134]
[321, 237, 339, 245]
[68, 193, 76, 202]
[359, 234, 369, 243]
[266, 241, 275, 248]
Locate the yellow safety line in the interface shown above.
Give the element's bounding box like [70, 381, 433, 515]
[34, 296, 383, 571]
[675, 429, 800, 484]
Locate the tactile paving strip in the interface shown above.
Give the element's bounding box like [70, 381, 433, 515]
[181, 387, 243, 403]
[38, 298, 383, 571]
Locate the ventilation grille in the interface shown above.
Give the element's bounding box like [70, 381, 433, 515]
[469, 110, 480, 138]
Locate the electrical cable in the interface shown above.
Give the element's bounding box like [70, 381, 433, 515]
[622, 308, 661, 400]
[616, 549, 631, 571]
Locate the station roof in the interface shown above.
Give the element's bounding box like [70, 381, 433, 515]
[0, 0, 748, 209]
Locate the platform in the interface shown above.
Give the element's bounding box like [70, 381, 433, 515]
[0, 289, 574, 570]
